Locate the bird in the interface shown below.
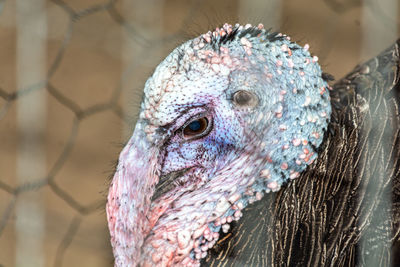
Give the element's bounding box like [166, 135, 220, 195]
[106, 23, 400, 267]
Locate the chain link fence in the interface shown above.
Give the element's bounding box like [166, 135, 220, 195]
[0, 0, 398, 266]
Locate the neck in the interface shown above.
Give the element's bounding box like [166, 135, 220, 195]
[139, 149, 265, 266]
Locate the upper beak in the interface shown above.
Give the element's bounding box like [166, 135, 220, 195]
[106, 120, 160, 266]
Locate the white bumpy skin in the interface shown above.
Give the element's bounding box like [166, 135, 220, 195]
[107, 23, 331, 267]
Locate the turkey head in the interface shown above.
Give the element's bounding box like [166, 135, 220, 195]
[106, 23, 331, 267]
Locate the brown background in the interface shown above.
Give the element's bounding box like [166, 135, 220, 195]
[0, 0, 399, 266]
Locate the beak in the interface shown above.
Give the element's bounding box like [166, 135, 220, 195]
[106, 120, 160, 266]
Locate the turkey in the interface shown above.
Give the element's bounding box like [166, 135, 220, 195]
[106, 23, 400, 266]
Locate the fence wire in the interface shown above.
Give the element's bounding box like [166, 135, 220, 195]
[0, 0, 195, 265]
[0, 0, 397, 266]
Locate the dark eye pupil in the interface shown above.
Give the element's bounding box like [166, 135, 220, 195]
[188, 120, 201, 131]
[183, 117, 209, 138]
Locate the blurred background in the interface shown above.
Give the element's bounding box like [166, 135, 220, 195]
[0, 0, 399, 266]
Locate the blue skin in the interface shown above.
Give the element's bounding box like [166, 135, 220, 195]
[148, 24, 331, 244]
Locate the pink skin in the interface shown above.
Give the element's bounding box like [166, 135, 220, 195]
[107, 103, 260, 266]
[107, 129, 260, 266]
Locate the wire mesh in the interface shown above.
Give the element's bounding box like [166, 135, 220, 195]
[0, 0, 398, 266]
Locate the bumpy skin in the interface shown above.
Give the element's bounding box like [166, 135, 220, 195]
[204, 39, 400, 267]
[106, 23, 331, 266]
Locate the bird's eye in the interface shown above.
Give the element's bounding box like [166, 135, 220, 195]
[183, 117, 209, 139]
[232, 90, 258, 107]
